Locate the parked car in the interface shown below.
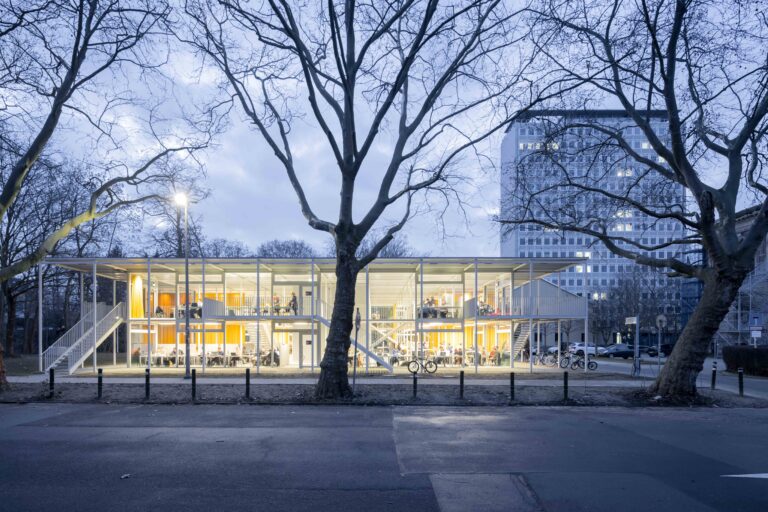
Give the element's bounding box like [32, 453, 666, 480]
[599, 344, 634, 359]
[569, 343, 605, 356]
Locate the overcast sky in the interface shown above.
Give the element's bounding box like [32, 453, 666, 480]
[196, 116, 503, 257]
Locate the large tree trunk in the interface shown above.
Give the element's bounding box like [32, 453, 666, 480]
[651, 273, 744, 397]
[4, 292, 15, 358]
[24, 299, 37, 354]
[0, 292, 5, 388]
[315, 252, 358, 399]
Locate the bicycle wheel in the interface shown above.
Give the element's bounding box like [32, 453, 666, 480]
[407, 360, 420, 374]
[425, 360, 438, 374]
[559, 357, 570, 368]
[587, 360, 598, 371]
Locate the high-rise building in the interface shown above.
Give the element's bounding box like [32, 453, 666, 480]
[500, 109, 685, 325]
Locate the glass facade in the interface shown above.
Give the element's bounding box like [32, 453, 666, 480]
[44, 257, 587, 374]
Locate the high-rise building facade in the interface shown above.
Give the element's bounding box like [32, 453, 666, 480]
[500, 110, 685, 325]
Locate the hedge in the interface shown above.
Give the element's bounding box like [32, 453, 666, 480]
[722, 345, 768, 377]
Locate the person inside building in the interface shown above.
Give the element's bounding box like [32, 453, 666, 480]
[288, 292, 298, 315]
[489, 346, 498, 366]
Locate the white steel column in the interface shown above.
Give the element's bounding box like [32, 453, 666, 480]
[537, 278, 541, 358]
[202, 258, 206, 372]
[510, 269, 514, 369]
[528, 260, 534, 374]
[414, 265, 418, 360]
[269, 266, 274, 367]
[420, 259, 424, 362]
[365, 265, 369, 374]
[175, 272, 180, 367]
[146, 258, 151, 370]
[92, 260, 98, 373]
[222, 271, 227, 364]
[536, 321, 541, 368]
[557, 271, 561, 366]
[256, 259, 261, 375]
[126, 275, 132, 368]
[80, 273, 84, 319]
[474, 258, 479, 374]
[461, 271, 466, 368]
[310, 258, 315, 373]
[583, 264, 588, 373]
[112, 280, 117, 366]
[38, 264, 43, 372]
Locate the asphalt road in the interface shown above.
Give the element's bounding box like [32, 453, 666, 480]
[1, 403, 766, 511]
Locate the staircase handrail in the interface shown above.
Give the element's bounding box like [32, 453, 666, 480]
[42, 302, 120, 372]
[66, 302, 125, 373]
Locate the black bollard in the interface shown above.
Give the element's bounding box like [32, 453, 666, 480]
[145, 368, 150, 399]
[564, 371, 569, 401]
[459, 370, 465, 399]
[412, 373, 417, 398]
[97, 368, 103, 399]
[49, 368, 54, 398]
[510, 371, 515, 402]
[711, 361, 717, 390]
[192, 369, 197, 400]
[245, 368, 251, 399]
[738, 367, 744, 397]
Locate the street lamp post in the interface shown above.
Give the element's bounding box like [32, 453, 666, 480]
[175, 193, 191, 379]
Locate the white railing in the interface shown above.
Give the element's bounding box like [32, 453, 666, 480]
[42, 302, 108, 371]
[65, 302, 125, 373]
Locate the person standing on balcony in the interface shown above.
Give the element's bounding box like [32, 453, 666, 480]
[289, 292, 298, 315]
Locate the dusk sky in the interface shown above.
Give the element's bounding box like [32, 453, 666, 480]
[199, 118, 502, 257]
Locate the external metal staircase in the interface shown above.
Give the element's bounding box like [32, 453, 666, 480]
[510, 322, 532, 361]
[42, 302, 126, 375]
[316, 316, 394, 372]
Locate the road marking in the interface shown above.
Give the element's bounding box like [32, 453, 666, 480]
[721, 473, 768, 479]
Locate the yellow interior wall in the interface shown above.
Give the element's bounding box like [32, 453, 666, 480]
[130, 275, 144, 318]
[226, 324, 242, 344]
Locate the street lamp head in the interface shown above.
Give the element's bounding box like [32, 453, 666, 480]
[174, 192, 188, 207]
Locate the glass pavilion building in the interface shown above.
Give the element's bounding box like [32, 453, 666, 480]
[39, 257, 587, 375]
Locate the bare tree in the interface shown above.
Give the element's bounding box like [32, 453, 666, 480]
[0, 0, 214, 281]
[590, 269, 679, 346]
[322, 230, 418, 258]
[204, 238, 252, 257]
[147, 188, 208, 258]
[183, 0, 537, 397]
[500, 0, 768, 396]
[256, 239, 316, 259]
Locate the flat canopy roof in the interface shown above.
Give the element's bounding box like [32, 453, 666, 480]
[45, 256, 585, 281]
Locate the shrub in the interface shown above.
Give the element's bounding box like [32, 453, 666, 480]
[722, 346, 768, 377]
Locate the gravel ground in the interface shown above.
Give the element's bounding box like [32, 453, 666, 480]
[1, 381, 765, 407]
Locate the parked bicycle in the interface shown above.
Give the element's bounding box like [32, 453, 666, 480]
[547, 352, 571, 368]
[570, 355, 598, 371]
[408, 358, 437, 374]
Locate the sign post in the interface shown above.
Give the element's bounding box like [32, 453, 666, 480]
[626, 316, 640, 376]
